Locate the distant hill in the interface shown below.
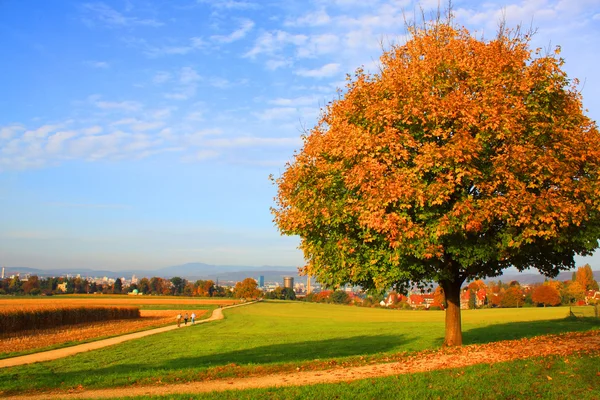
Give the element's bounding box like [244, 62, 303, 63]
[2, 263, 598, 286]
[0, 262, 300, 283]
[489, 270, 600, 285]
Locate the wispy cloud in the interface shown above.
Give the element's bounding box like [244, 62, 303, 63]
[164, 67, 202, 100]
[94, 99, 143, 112]
[204, 136, 302, 148]
[295, 63, 341, 78]
[82, 2, 163, 28]
[0, 125, 25, 141]
[46, 202, 132, 209]
[285, 9, 331, 27]
[124, 37, 206, 58]
[244, 31, 308, 58]
[211, 19, 255, 43]
[196, 0, 258, 10]
[84, 60, 110, 68]
[152, 71, 172, 84]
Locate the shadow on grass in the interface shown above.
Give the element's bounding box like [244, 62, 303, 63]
[0, 334, 413, 393]
[463, 317, 600, 345]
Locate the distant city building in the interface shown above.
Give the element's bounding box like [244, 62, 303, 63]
[283, 276, 294, 289]
[1, 267, 4, 279]
[258, 275, 265, 287]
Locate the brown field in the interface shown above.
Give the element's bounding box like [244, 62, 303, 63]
[0, 295, 230, 356]
[0, 296, 238, 308]
[0, 309, 209, 355]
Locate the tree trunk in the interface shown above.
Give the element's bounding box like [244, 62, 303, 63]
[441, 279, 463, 346]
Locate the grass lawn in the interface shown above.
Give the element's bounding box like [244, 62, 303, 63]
[124, 353, 600, 400]
[0, 301, 598, 395]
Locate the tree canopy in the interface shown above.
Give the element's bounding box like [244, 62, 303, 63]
[273, 19, 600, 346]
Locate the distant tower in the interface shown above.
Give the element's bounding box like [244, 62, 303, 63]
[306, 275, 311, 294]
[259, 275, 265, 287]
[1, 267, 4, 279]
[283, 276, 294, 289]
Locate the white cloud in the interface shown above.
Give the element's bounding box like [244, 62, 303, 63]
[82, 2, 163, 28]
[297, 34, 341, 58]
[0, 124, 25, 141]
[209, 77, 232, 88]
[165, 67, 202, 100]
[285, 9, 331, 27]
[205, 136, 302, 148]
[94, 100, 142, 112]
[254, 107, 299, 121]
[211, 19, 255, 43]
[148, 107, 175, 120]
[244, 31, 308, 58]
[268, 95, 322, 107]
[196, 0, 258, 10]
[182, 150, 220, 162]
[46, 130, 79, 153]
[23, 124, 65, 140]
[265, 58, 291, 70]
[85, 60, 110, 68]
[126, 37, 206, 58]
[153, 71, 172, 84]
[180, 67, 201, 84]
[82, 126, 103, 135]
[295, 63, 341, 78]
[184, 129, 223, 146]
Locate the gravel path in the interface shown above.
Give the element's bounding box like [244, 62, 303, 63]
[0, 301, 257, 369]
[3, 329, 598, 399]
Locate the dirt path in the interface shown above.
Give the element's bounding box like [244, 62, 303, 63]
[3, 330, 599, 399]
[0, 301, 257, 369]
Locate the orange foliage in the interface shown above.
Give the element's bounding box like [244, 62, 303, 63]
[273, 18, 600, 346]
[531, 284, 561, 306]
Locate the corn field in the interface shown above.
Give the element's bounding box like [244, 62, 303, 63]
[0, 306, 140, 334]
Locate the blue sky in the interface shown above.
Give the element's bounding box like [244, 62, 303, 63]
[0, 0, 599, 271]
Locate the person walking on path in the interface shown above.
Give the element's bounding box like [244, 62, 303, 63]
[176, 313, 182, 328]
[184, 313, 189, 325]
[191, 312, 196, 324]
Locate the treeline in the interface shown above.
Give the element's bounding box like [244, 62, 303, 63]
[0, 275, 233, 297]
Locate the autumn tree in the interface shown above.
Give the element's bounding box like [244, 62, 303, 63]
[576, 264, 597, 291]
[22, 276, 40, 295]
[564, 281, 585, 304]
[272, 19, 600, 346]
[501, 286, 524, 308]
[138, 278, 150, 294]
[233, 278, 261, 299]
[531, 284, 561, 307]
[170, 277, 185, 295]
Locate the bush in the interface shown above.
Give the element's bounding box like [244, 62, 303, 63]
[398, 301, 412, 310]
[330, 290, 350, 304]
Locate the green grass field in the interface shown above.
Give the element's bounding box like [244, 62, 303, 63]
[0, 301, 598, 396]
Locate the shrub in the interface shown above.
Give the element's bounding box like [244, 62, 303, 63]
[330, 290, 350, 304]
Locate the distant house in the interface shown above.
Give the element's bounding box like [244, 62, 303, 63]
[585, 290, 600, 304]
[56, 282, 68, 293]
[460, 290, 470, 309]
[476, 289, 487, 308]
[408, 294, 425, 308]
